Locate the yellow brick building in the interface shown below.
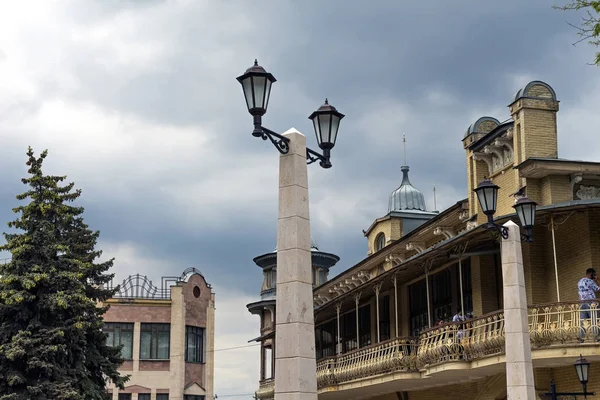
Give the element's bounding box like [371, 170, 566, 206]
[249, 80, 600, 399]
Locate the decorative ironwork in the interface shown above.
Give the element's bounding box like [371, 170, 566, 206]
[316, 337, 417, 388]
[529, 301, 600, 346]
[255, 126, 290, 155]
[105, 268, 207, 300]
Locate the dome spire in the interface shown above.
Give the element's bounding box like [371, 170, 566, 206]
[402, 133, 407, 166]
[388, 134, 427, 212]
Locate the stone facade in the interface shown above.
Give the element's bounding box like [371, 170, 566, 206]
[249, 79, 600, 399]
[104, 269, 215, 400]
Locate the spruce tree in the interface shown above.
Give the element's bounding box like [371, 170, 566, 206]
[0, 148, 128, 399]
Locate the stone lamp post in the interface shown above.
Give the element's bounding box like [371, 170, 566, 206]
[237, 60, 345, 400]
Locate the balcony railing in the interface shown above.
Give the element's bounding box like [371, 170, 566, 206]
[315, 337, 418, 388]
[417, 310, 505, 367]
[251, 301, 600, 394]
[416, 301, 600, 368]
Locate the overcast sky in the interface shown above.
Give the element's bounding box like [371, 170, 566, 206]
[1, 0, 599, 398]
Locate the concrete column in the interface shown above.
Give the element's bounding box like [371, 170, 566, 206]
[133, 321, 141, 371]
[205, 292, 216, 399]
[501, 221, 535, 400]
[274, 128, 317, 400]
[169, 286, 186, 400]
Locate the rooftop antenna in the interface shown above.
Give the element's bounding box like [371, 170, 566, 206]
[402, 133, 407, 165]
[433, 185, 437, 211]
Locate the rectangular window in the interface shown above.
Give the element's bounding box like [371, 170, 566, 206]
[138, 395, 151, 400]
[315, 319, 336, 359]
[184, 396, 205, 400]
[457, 260, 473, 315]
[379, 295, 391, 341]
[432, 268, 452, 323]
[185, 326, 205, 363]
[118, 394, 131, 400]
[140, 323, 170, 360]
[104, 323, 134, 360]
[358, 304, 371, 348]
[156, 395, 169, 400]
[409, 279, 428, 336]
[341, 311, 357, 353]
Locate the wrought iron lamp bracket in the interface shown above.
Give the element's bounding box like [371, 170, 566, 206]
[254, 126, 290, 155]
[253, 125, 332, 168]
[484, 219, 533, 242]
[544, 379, 595, 399]
[306, 147, 331, 169]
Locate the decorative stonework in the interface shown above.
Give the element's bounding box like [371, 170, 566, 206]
[472, 130, 514, 176]
[385, 253, 405, 265]
[575, 185, 600, 200]
[433, 226, 456, 240]
[466, 220, 478, 231]
[458, 210, 470, 221]
[327, 271, 369, 298]
[406, 242, 426, 253]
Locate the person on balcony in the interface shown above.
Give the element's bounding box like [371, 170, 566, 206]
[578, 268, 600, 341]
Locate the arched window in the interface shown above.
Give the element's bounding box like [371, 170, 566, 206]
[375, 233, 386, 251]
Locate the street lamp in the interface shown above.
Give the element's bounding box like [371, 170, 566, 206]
[544, 355, 594, 399]
[237, 59, 344, 168]
[473, 179, 538, 242]
[237, 60, 345, 400]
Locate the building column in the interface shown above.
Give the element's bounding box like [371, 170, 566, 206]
[373, 282, 382, 343]
[354, 292, 361, 348]
[502, 221, 536, 399]
[133, 321, 141, 372]
[169, 286, 186, 400]
[274, 128, 317, 400]
[425, 270, 432, 328]
[260, 344, 266, 381]
[393, 274, 399, 338]
[335, 302, 342, 355]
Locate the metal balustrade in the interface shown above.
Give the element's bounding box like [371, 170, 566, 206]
[255, 301, 600, 395]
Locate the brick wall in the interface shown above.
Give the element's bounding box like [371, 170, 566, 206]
[104, 303, 171, 323]
[183, 273, 210, 327]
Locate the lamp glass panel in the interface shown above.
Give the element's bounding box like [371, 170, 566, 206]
[252, 76, 267, 110]
[329, 115, 340, 146]
[318, 114, 332, 145]
[264, 79, 272, 111]
[242, 77, 254, 110]
[312, 117, 321, 145]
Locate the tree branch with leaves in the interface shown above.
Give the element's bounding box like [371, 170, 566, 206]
[554, 1, 600, 65]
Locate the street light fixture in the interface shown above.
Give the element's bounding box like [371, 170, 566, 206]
[237, 60, 345, 400]
[237, 59, 345, 168]
[544, 355, 594, 399]
[575, 355, 591, 394]
[473, 179, 538, 242]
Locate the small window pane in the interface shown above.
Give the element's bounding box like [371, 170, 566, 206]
[140, 323, 171, 360]
[138, 395, 151, 400]
[104, 323, 134, 360]
[185, 326, 205, 363]
[118, 394, 131, 400]
[156, 395, 169, 400]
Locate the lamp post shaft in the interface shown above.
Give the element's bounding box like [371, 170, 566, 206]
[501, 220, 536, 399]
[274, 128, 318, 400]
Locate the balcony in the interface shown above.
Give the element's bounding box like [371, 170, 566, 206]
[317, 337, 418, 388]
[310, 301, 600, 397]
